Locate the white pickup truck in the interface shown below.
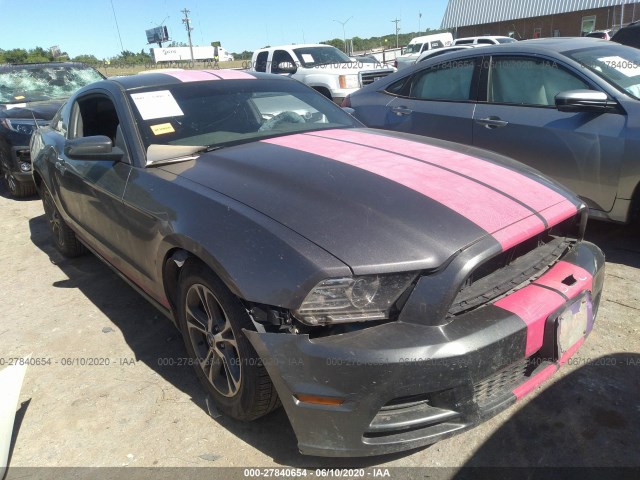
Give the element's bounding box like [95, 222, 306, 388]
[250, 44, 395, 104]
[394, 32, 454, 70]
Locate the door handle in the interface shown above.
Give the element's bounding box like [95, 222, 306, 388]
[391, 106, 413, 116]
[55, 157, 66, 173]
[476, 116, 509, 129]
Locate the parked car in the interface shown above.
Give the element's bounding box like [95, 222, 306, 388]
[454, 35, 517, 45]
[394, 32, 454, 69]
[343, 38, 640, 224]
[31, 69, 604, 457]
[0, 62, 104, 197]
[416, 45, 477, 63]
[611, 21, 640, 48]
[250, 44, 395, 104]
[586, 30, 612, 40]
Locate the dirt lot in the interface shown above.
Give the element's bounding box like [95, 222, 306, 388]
[1, 182, 639, 478]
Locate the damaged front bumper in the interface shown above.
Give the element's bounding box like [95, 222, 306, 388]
[245, 241, 605, 457]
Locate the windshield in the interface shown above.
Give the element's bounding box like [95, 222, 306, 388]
[128, 78, 360, 151]
[292, 46, 352, 67]
[565, 45, 640, 99]
[0, 64, 104, 104]
[496, 37, 517, 44]
[404, 43, 423, 54]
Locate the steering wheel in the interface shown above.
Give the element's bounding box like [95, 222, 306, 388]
[259, 111, 306, 131]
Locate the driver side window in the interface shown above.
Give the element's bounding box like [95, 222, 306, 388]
[272, 50, 296, 74]
[69, 95, 129, 163]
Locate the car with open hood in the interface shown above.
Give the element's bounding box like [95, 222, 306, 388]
[0, 62, 104, 197]
[30, 69, 605, 457]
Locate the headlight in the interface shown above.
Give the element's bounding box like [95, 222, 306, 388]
[339, 74, 360, 89]
[294, 273, 418, 326]
[0, 118, 47, 136]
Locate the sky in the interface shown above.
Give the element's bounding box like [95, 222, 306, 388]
[0, 0, 449, 59]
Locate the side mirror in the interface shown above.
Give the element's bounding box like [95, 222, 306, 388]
[555, 90, 619, 113]
[64, 136, 124, 161]
[276, 62, 297, 74]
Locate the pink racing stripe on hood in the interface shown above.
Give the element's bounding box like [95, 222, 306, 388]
[262, 133, 547, 250]
[309, 129, 577, 227]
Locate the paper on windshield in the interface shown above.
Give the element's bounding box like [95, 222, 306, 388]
[150, 123, 176, 135]
[598, 56, 640, 78]
[301, 54, 315, 63]
[130, 90, 184, 120]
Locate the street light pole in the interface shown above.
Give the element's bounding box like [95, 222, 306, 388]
[333, 16, 353, 54]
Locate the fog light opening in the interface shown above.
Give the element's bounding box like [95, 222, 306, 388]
[294, 394, 345, 406]
[19, 162, 32, 172]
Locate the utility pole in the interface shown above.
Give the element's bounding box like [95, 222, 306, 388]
[418, 12, 422, 34]
[181, 8, 195, 67]
[391, 18, 400, 48]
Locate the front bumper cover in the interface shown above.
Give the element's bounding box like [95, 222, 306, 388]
[245, 241, 605, 457]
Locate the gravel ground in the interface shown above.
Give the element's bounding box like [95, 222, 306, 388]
[1, 183, 639, 478]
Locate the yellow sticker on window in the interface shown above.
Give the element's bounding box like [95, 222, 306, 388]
[150, 123, 175, 135]
[14, 95, 25, 100]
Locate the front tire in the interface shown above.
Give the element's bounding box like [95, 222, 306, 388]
[41, 187, 86, 257]
[4, 170, 36, 198]
[177, 262, 279, 421]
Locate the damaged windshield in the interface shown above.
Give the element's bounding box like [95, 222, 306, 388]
[0, 64, 104, 104]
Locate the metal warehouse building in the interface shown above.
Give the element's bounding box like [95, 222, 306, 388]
[441, 0, 640, 39]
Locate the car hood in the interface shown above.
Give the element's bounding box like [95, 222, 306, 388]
[160, 129, 580, 275]
[0, 99, 65, 120]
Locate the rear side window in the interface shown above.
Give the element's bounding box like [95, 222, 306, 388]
[406, 59, 476, 101]
[255, 51, 269, 72]
[477, 39, 495, 44]
[455, 39, 473, 45]
[488, 56, 589, 106]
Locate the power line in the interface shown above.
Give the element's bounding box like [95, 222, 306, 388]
[110, 0, 125, 53]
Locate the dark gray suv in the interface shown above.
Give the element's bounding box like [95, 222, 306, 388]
[344, 38, 640, 224]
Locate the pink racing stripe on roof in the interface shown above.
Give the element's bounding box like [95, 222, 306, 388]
[262, 134, 546, 248]
[204, 69, 256, 80]
[309, 129, 576, 226]
[164, 70, 219, 82]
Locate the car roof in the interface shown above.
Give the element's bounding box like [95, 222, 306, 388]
[99, 69, 287, 91]
[257, 43, 332, 51]
[445, 37, 613, 55]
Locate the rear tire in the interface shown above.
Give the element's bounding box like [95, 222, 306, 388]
[41, 187, 86, 257]
[177, 261, 279, 421]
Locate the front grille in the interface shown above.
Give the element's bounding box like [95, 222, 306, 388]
[473, 360, 530, 408]
[448, 217, 579, 317]
[360, 70, 394, 86]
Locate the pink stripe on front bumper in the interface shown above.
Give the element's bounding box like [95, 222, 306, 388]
[533, 261, 593, 298]
[495, 261, 594, 357]
[263, 134, 547, 249]
[495, 286, 566, 356]
[513, 364, 558, 400]
[309, 129, 577, 226]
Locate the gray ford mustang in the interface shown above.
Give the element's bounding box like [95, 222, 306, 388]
[30, 69, 605, 457]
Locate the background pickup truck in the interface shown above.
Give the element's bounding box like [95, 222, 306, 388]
[251, 44, 395, 104]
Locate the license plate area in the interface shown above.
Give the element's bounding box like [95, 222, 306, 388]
[556, 292, 593, 357]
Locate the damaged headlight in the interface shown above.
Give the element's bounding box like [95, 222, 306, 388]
[294, 273, 418, 326]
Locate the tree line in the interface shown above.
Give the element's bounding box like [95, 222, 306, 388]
[1, 29, 448, 66]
